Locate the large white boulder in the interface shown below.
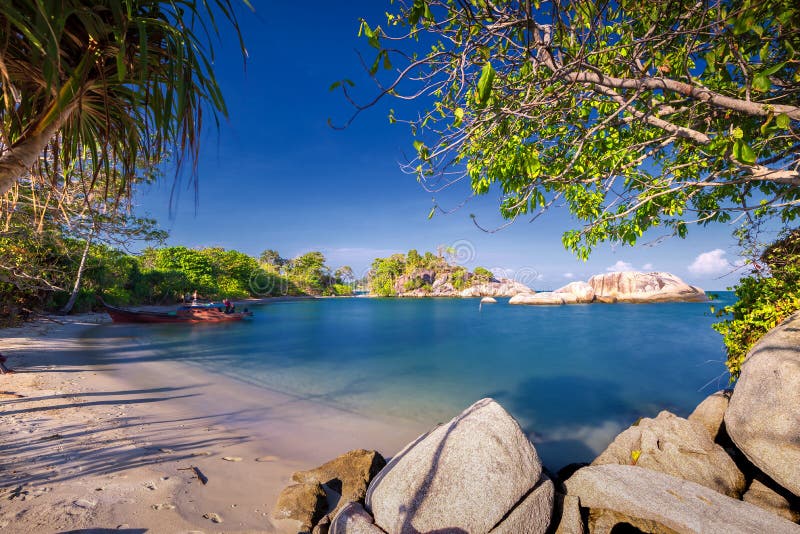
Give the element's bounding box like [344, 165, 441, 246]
[725, 311, 800, 498]
[460, 278, 534, 297]
[688, 390, 731, 441]
[365, 398, 551, 534]
[509, 292, 571, 305]
[565, 465, 800, 533]
[592, 411, 745, 498]
[588, 271, 707, 303]
[330, 502, 386, 534]
[553, 281, 595, 303]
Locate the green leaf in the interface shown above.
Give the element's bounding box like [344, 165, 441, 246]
[413, 139, 425, 152]
[732, 127, 744, 139]
[427, 206, 436, 219]
[453, 107, 464, 127]
[476, 61, 495, 106]
[776, 113, 790, 129]
[752, 73, 771, 92]
[705, 50, 716, 73]
[116, 48, 126, 82]
[734, 140, 757, 164]
[760, 42, 770, 62]
[762, 62, 785, 76]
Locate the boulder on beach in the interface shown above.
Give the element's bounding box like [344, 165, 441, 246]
[292, 449, 386, 513]
[509, 292, 570, 305]
[366, 398, 551, 534]
[553, 281, 595, 303]
[725, 310, 800, 498]
[688, 389, 731, 441]
[592, 410, 745, 498]
[743, 478, 800, 523]
[273, 481, 327, 530]
[330, 502, 387, 534]
[551, 494, 585, 534]
[565, 464, 800, 534]
[587, 271, 707, 303]
[489, 476, 554, 534]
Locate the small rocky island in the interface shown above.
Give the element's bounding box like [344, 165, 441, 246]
[274, 312, 800, 533]
[369, 250, 533, 298]
[510, 271, 707, 305]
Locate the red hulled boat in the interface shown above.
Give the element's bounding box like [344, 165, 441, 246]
[101, 301, 253, 324]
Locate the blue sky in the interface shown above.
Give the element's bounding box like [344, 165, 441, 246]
[136, 1, 749, 291]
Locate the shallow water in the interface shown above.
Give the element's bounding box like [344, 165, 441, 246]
[89, 294, 734, 470]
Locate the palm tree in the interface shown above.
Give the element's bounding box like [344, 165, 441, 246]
[0, 0, 249, 197]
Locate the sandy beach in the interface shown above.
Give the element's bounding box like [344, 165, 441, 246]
[0, 314, 429, 533]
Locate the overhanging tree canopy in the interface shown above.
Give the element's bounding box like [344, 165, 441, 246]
[0, 0, 248, 199]
[345, 0, 800, 258]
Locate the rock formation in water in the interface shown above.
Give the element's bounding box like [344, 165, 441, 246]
[510, 271, 707, 305]
[588, 271, 707, 303]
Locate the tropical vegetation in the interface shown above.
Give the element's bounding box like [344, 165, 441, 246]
[369, 249, 495, 296]
[0, 233, 353, 324]
[714, 228, 800, 379]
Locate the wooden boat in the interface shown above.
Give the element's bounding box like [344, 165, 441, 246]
[101, 301, 253, 324]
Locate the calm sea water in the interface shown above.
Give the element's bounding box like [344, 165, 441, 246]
[89, 294, 734, 470]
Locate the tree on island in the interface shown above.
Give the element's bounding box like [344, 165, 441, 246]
[0, 0, 249, 199]
[260, 249, 287, 268]
[343, 0, 799, 258]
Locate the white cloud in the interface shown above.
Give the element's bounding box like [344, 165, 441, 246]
[688, 249, 733, 276]
[642, 263, 653, 270]
[606, 260, 634, 272]
[563, 272, 575, 279]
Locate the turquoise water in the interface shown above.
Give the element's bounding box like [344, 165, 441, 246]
[90, 295, 734, 470]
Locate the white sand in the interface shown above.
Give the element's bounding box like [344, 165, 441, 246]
[0, 313, 429, 533]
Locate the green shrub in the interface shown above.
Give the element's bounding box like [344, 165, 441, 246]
[331, 284, 353, 296]
[403, 277, 426, 291]
[103, 287, 133, 305]
[450, 267, 468, 290]
[714, 229, 800, 379]
[370, 274, 397, 296]
[472, 266, 493, 283]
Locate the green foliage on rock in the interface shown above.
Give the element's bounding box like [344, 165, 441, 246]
[714, 229, 800, 379]
[367, 250, 494, 295]
[450, 266, 468, 290]
[472, 267, 493, 284]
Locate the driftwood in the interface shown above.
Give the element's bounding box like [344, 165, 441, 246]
[178, 465, 209, 485]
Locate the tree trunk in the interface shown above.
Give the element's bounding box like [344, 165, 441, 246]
[61, 230, 93, 314]
[0, 119, 64, 196]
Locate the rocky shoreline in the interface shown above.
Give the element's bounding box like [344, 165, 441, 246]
[376, 269, 708, 303]
[275, 311, 800, 533]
